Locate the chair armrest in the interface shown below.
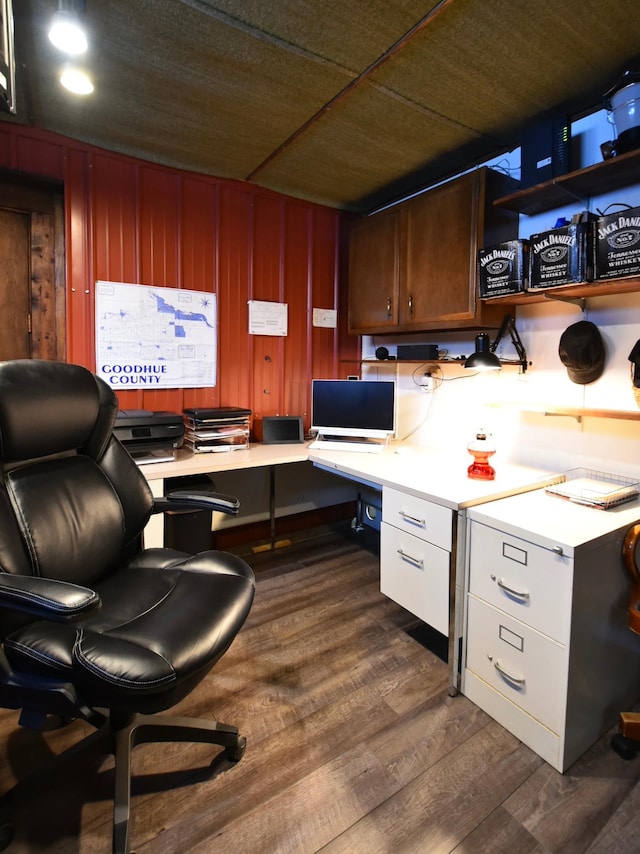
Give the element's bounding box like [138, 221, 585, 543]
[0, 574, 101, 622]
[154, 490, 240, 516]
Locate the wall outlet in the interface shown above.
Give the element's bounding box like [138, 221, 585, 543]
[421, 372, 434, 392]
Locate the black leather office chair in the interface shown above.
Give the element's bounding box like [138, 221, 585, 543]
[0, 360, 255, 852]
[612, 522, 640, 759]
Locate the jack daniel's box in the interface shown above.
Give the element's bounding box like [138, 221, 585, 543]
[529, 222, 593, 289]
[478, 240, 528, 298]
[593, 206, 640, 280]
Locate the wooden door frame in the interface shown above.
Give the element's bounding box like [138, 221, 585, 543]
[0, 169, 66, 360]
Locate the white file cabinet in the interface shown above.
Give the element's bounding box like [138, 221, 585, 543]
[380, 486, 454, 637]
[462, 489, 640, 772]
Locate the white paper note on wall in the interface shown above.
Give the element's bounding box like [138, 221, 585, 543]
[248, 300, 288, 336]
[313, 308, 337, 328]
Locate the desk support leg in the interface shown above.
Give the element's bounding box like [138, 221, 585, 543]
[251, 465, 291, 553]
[448, 511, 465, 697]
[270, 464, 276, 547]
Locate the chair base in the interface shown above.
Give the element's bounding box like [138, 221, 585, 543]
[0, 709, 246, 854]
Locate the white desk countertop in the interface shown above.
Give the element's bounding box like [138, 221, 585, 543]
[140, 441, 554, 511]
[140, 442, 311, 482]
[307, 444, 556, 511]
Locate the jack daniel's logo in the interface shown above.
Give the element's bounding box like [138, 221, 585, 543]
[540, 246, 568, 263]
[599, 214, 640, 250]
[486, 259, 509, 274]
[480, 248, 515, 275]
[598, 214, 640, 242]
[532, 233, 575, 253]
[532, 232, 575, 264]
[607, 230, 640, 249]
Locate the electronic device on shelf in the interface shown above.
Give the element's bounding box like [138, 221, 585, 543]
[309, 379, 395, 452]
[520, 110, 570, 189]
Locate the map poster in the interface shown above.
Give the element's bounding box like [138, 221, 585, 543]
[96, 281, 217, 389]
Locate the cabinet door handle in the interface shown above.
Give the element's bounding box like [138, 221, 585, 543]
[397, 548, 423, 569]
[399, 510, 426, 528]
[408, 293, 414, 316]
[386, 297, 392, 319]
[491, 657, 525, 686]
[495, 577, 530, 600]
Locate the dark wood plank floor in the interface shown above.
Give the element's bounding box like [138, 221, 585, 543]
[2, 524, 640, 853]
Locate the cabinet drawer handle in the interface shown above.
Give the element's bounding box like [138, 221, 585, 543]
[397, 548, 423, 568]
[552, 545, 564, 556]
[495, 577, 530, 600]
[399, 510, 426, 528]
[491, 657, 525, 686]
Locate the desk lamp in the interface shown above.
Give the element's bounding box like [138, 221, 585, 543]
[464, 314, 528, 373]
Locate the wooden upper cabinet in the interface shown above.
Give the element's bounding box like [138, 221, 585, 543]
[348, 167, 519, 334]
[348, 206, 400, 332]
[403, 171, 478, 326]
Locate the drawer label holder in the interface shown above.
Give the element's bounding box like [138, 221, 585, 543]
[499, 623, 525, 651]
[502, 541, 528, 565]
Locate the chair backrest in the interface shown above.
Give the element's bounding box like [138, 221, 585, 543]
[0, 360, 154, 591]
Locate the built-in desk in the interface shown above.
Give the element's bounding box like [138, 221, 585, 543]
[308, 445, 555, 692]
[141, 443, 311, 549]
[140, 443, 640, 760]
[141, 441, 552, 692]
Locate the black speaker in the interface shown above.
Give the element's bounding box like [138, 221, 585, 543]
[397, 344, 439, 360]
[375, 346, 389, 360]
[259, 416, 304, 444]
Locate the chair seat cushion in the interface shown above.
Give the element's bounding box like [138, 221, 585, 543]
[4, 549, 254, 713]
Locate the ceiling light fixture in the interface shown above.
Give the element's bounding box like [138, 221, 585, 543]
[59, 64, 93, 95]
[464, 314, 529, 373]
[48, 2, 88, 55]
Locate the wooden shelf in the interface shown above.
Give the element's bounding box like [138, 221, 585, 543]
[540, 407, 640, 421]
[479, 291, 546, 307]
[489, 403, 640, 422]
[480, 275, 640, 307]
[494, 148, 640, 216]
[360, 358, 466, 365]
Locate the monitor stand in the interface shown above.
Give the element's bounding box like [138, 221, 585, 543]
[308, 434, 389, 453]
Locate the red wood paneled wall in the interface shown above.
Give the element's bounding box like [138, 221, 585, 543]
[0, 124, 360, 425]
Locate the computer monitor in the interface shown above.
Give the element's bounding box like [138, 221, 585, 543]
[311, 379, 396, 440]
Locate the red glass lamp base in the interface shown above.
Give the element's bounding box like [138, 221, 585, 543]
[467, 459, 496, 480]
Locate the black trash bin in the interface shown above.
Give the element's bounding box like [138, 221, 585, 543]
[164, 474, 217, 554]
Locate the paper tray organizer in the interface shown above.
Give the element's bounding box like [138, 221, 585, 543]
[544, 467, 640, 510]
[183, 407, 251, 453]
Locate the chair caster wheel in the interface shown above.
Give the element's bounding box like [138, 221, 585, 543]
[226, 735, 246, 762]
[612, 732, 639, 760]
[0, 820, 14, 851]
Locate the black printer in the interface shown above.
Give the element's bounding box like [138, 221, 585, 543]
[114, 410, 184, 464]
